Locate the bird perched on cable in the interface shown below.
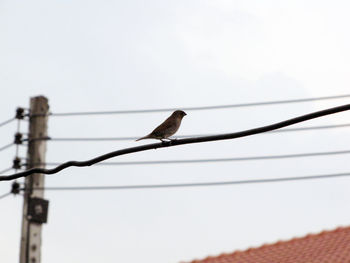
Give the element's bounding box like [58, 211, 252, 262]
[136, 110, 187, 142]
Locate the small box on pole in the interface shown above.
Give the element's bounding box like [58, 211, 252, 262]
[28, 197, 49, 224]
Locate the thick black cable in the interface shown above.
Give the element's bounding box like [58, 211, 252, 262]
[0, 117, 15, 128]
[43, 149, 350, 166]
[1, 104, 349, 181]
[0, 142, 14, 152]
[48, 94, 350, 116]
[24, 172, 350, 191]
[41, 123, 350, 142]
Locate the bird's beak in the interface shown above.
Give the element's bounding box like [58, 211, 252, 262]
[184, 112, 187, 116]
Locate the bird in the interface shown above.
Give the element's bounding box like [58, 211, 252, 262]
[136, 110, 187, 142]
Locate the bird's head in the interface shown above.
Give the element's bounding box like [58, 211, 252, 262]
[173, 110, 187, 119]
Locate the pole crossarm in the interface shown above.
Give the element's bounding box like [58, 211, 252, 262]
[1, 104, 349, 182]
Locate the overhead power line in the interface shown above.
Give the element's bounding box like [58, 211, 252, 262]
[1, 104, 349, 181]
[24, 172, 350, 191]
[49, 94, 350, 116]
[0, 167, 13, 175]
[0, 117, 15, 128]
[42, 123, 350, 142]
[0, 142, 14, 152]
[0, 192, 11, 200]
[44, 149, 350, 166]
[269, 123, 350, 133]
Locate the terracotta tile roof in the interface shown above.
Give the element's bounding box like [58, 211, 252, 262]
[185, 226, 350, 263]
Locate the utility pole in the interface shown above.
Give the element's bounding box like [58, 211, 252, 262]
[20, 96, 49, 263]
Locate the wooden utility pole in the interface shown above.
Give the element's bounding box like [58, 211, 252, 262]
[20, 96, 49, 263]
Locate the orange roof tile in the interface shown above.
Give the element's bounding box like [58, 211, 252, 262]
[185, 226, 350, 263]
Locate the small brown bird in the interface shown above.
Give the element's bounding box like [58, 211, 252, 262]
[136, 110, 187, 142]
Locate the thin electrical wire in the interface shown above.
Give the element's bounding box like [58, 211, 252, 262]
[0, 117, 15, 128]
[43, 149, 350, 166]
[0, 167, 13, 175]
[0, 192, 11, 200]
[0, 142, 14, 152]
[48, 94, 350, 116]
[43, 123, 350, 142]
[269, 123, 350, 133]
[25, 172, 350, 191]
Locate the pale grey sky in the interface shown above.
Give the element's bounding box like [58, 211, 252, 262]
[1, 1, 350, 263]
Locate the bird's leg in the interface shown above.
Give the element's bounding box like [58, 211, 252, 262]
[160, 138, 175, 145]
[160, 138, 173, 142]
[160, 139, 168, 145]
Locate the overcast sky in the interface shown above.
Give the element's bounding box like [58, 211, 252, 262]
[1, 1, 350, 262]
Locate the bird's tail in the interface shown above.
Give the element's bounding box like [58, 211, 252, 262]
[135, 135, 151, 141]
